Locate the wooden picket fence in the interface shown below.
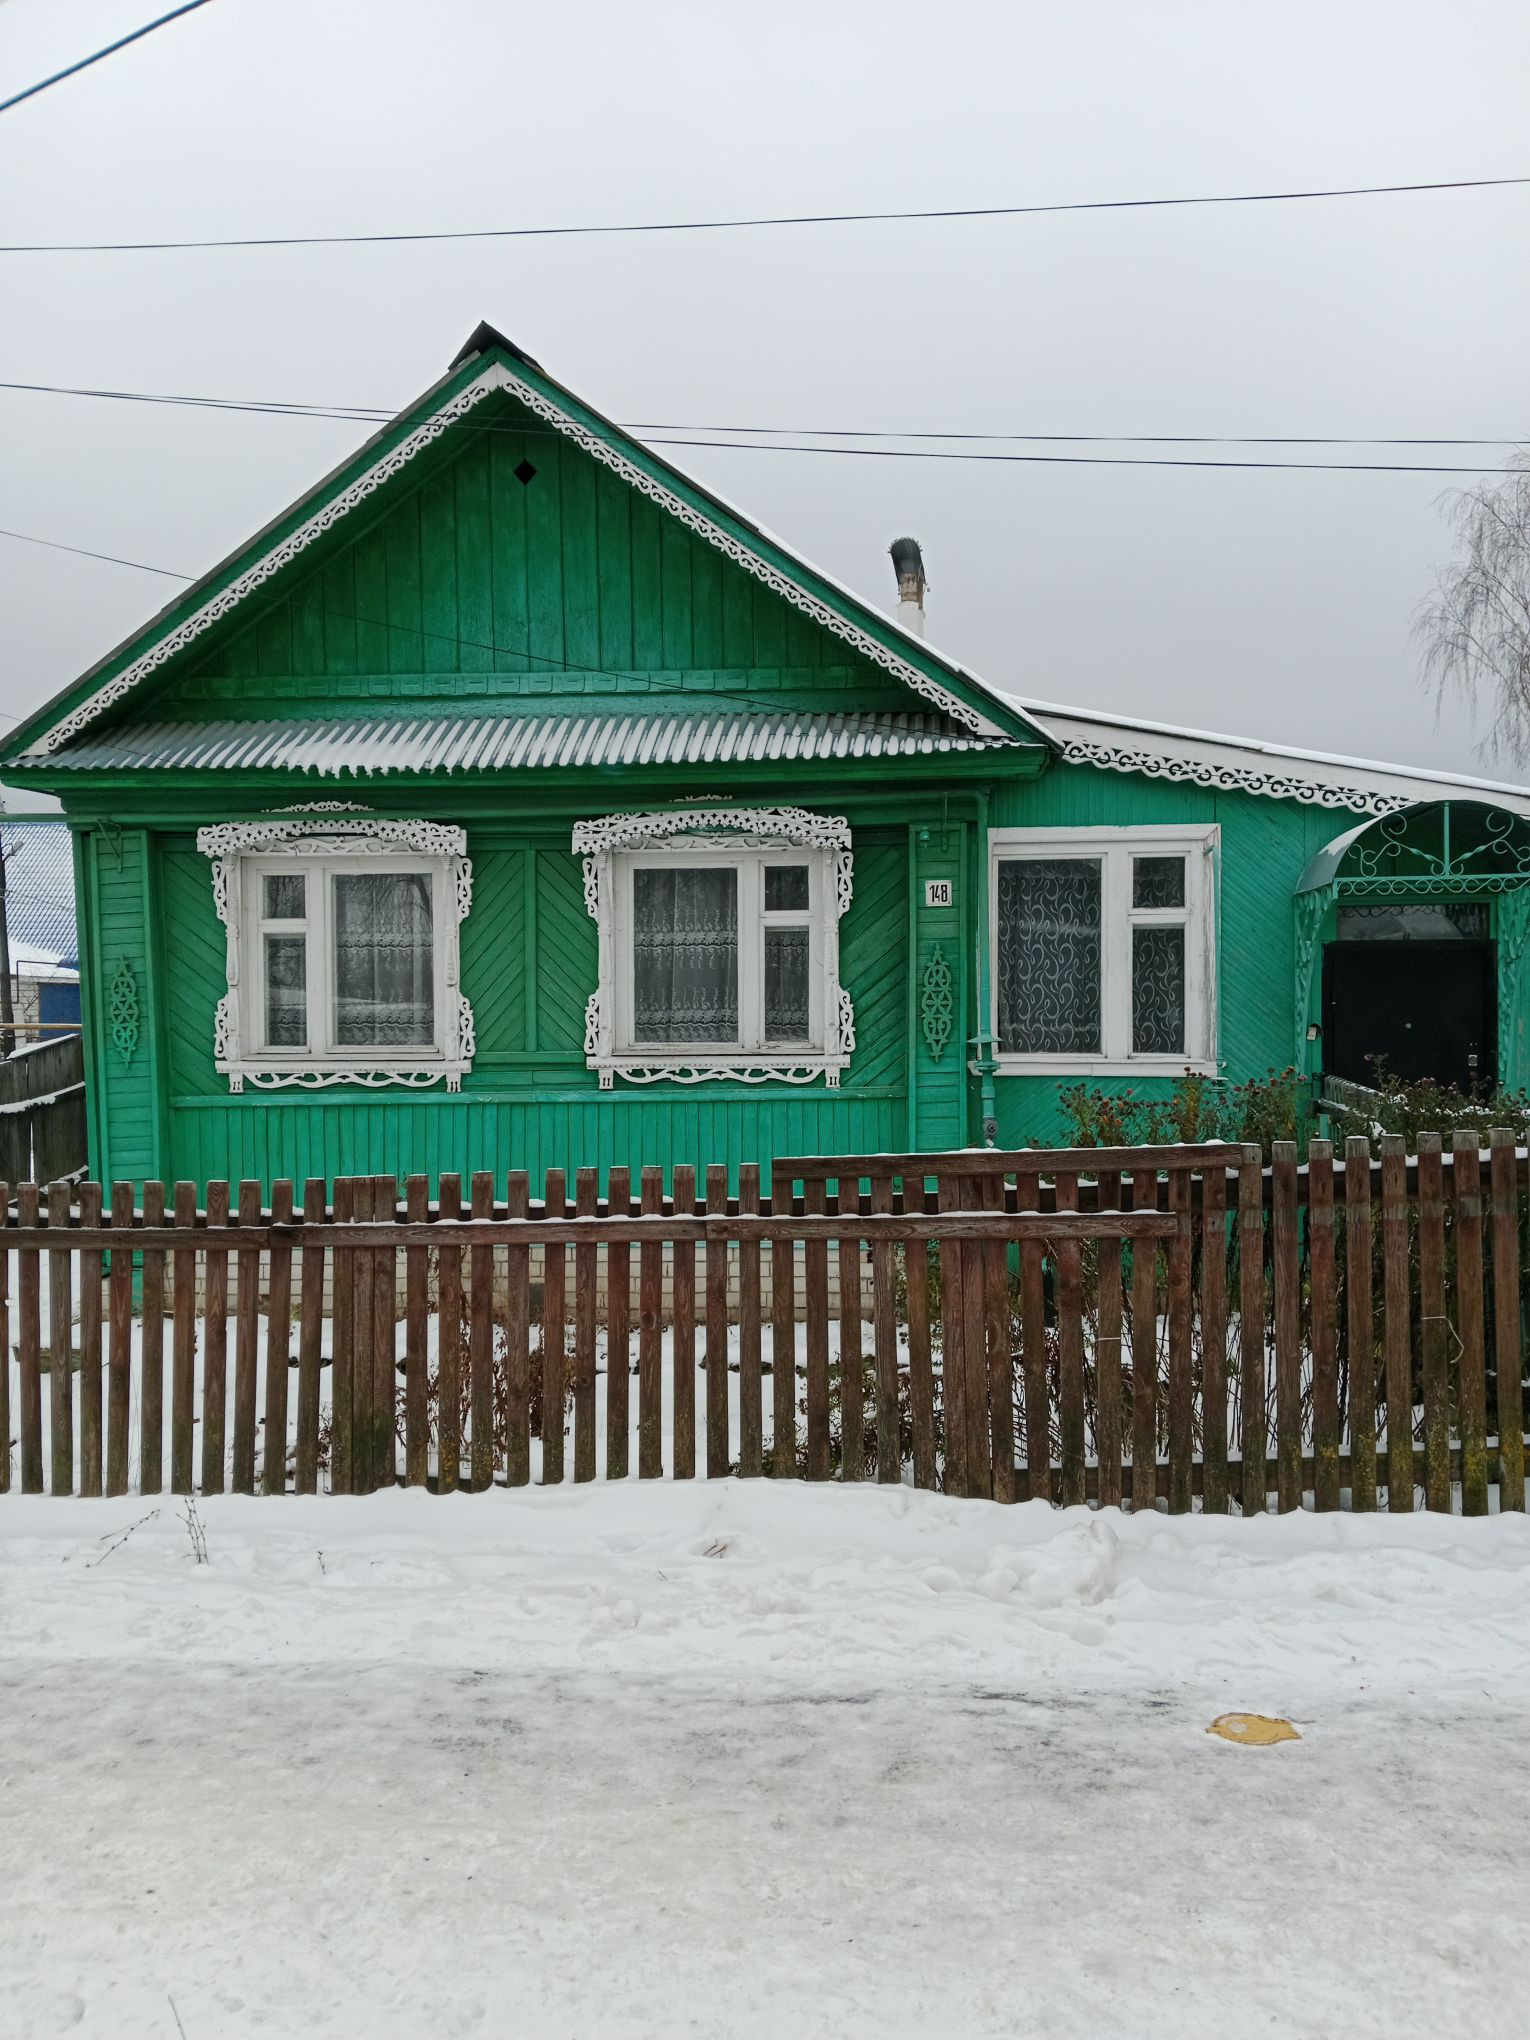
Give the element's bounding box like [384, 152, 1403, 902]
[2, 1136, 1527, 1512]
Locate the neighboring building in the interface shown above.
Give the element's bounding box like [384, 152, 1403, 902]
[3, 323, 1528, 1194]
[1, 820, 80, 1037]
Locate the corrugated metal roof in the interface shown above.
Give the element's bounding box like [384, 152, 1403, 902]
[49, 710, 1013, 777]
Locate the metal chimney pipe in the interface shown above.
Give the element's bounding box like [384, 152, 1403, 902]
[889, 536, 926, 638]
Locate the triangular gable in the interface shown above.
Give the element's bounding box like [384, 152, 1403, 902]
[3, 325, 1052, 765]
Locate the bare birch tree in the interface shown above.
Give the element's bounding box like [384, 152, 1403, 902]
[1415, 448, 1530, 759]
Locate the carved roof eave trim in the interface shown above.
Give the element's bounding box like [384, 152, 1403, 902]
[31, 364, 1009, 758]
[1057, 736, 1418, 817]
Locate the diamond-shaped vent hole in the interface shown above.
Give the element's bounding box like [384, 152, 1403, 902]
[514, 459, 538, 486]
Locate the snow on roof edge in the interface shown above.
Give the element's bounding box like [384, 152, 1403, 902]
[1014, 694, 1530, 809]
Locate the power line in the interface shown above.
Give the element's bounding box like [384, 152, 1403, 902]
[0, 523, 912, 725]
[0, 1, 214, 118]
[3, 172, 1528, 254]
[0, 379, 1518, 472]
[642, 437, 1521, 476]
[0, 523, 190, 577]
[0, 377, 1519, 448]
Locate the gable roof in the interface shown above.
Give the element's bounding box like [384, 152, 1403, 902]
[1021, 696, 1530, 820]
[2, 324, 1052, 769]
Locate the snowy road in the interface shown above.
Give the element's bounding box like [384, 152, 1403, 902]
[2, 1485, 1528, 2038]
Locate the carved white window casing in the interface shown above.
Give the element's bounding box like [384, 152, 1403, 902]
[197, 818, 475, 1093]
[574, 806, 855, 1088]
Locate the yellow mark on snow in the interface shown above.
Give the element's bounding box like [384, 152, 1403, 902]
[1207, 1712, 1301, 1746]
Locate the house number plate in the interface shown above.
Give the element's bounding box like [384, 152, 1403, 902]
[923, 879, 954, 907]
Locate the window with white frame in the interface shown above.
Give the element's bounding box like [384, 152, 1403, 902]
[990, 825, 1218, 1072]
[573, 806, 855, 1087]
[197, 819, 475, 1092]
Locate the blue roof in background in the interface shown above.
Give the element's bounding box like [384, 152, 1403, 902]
[1, 823, 77, 962]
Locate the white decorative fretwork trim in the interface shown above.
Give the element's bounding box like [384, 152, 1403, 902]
[199, 818, 475, 1094]
[34, 361, 1003, 756]
[575, 804, 855, 1090]
[196, 817, 467, 860]
[608, 1064, 846, 1088]
[1058, 737, 1415, 817]
[270, 799, 374, 814]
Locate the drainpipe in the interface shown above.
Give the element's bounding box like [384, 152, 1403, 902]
[967, 785, 999, 1146]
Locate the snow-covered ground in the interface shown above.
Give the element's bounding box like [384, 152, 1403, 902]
[3, 1485, 1528, 2039]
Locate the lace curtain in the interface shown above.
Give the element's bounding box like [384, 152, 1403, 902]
[264, 935, 307, 1047]
[1131, 926, 1185, 1054]
[333, 872, 435, 1046]
[633, 868, 739, 1042]
[996, 859, 1101, 1054]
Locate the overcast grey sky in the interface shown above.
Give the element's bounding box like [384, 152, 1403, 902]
[1, 0, 1527, 772]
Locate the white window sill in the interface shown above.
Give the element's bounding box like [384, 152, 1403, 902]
[589, 1053, 847, 1090]
[218, 1055, 468, 1094]
[992, 1056, 1220, 1080]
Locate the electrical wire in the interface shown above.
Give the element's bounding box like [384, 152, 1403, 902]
[0, 523, 190, 577]
[0, 380, 1518, 472]
[0, 1, 214, 118]
[0, 523, 940, 726]
[0, 377, 1519, 448]
[4, 172, 1528, 253]
[641, 437, 1521, 475]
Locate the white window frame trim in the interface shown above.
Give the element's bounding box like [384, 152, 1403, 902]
[573, 805, 855, 1088]
[988, 823, 1219, 1077]
[197, 818, 475, 1092]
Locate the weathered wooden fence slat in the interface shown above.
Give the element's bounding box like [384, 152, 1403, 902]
[265, 1180, 295, 1497]
[871, 1173, 902, 1489]
[539, 1169, 564, 1488]
[78, 1182, 102, 1500]
[639, 1166, 664, 1481]
[671, 1163, 697, 1484]
[504, 1170, 532, 1489]
[4, 1140, 1527, 1514]
[1198, 1159, 1227, 1516]
[17, 1180, 40, 1493]
[705, 1164, 730, 1482]
[1130, 1166, 1158, 1514]
[1272, 1143, 1303, 1514]
[980, 1171, 1013, 1506]
[1017, 1164, 1048, 1510]
[736, 1163, 762, 1481]
[834, 1177, 861, 1486]
[1452, 1133, 1489, 1516]
[903, 1178, 936, 1494]
[1490, 1132, 1525, 1513]
[1308, 1143, 1339, 1513]
[297, 1178, 326, 1496]
[436, 1174, 462, 1494]
[478, 1170, 503, 1492]
[1344, 1135, 1377, 1513]
[47, 1182, 73, 1496]
[771, 1166, 795, 1485]
[605, 1166, 632, 1484]
[1380, 1135, 1413, 1510]
[1417, 1135, 1451, 1513]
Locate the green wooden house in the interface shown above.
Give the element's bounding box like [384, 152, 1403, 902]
[6, 322, 1530, 1195]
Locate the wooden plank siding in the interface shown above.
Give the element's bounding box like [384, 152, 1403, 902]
[45, 367, 1370, 1201]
